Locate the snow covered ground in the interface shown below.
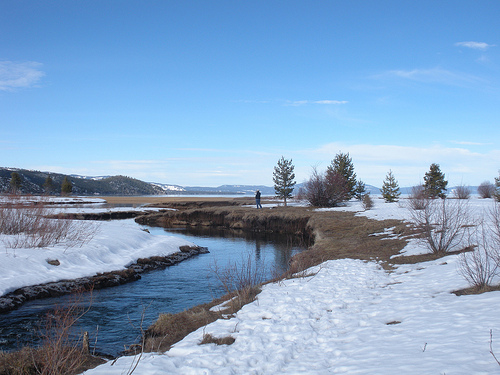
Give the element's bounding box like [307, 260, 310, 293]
[0, 198, 193, 297]
[83, 197, 500, 375]
[1, 196, 500, 374]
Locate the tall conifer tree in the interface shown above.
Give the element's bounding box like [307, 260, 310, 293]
[423, 163, 448, 198]
[273, 156, 296, 207]
[327, 152, 357, 198]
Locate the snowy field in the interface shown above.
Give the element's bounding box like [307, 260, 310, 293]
[81, 197, 500, 375]
[1, 196, 500, 374]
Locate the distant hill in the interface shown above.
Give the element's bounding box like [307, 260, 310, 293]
[0, 168, 164, 196]
[1, 167, 476, 197]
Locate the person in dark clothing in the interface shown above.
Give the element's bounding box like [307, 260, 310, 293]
[255, 190, 262, 209]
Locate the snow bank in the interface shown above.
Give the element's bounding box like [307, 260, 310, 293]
[85, 256, 500, 374]
[0, 219, 193, 297]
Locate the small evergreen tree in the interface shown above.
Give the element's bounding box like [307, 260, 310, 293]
[61, 176, 73, 196]
[273, 156, 296, 206]
[381, 170, 401, 203]
[43, 175, 54, 195]
[327, 152, 357, 198]
[423, 163, 448, 199]
[9, 172, 22, 194]
[353, 180, 366, 201]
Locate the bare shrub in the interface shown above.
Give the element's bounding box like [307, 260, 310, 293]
[0, 290, 101, 375]
[409, 198, 472, 254]
[303, 167, 329, 207]
[210, 253, 265, 311]
[408, 185, 430, 211]
[303, 167, 348, 207]
[453, 185, 471, 200]
[459, 222, 499, 290]
[489, 203, 500, 251]
[478, 181, 495, 199]
[0, 195, 99, 249]
[362, 194, 374, 210]
[33, 291, 93, 375]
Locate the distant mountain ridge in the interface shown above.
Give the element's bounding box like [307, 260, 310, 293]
[0, 167, 476, 197]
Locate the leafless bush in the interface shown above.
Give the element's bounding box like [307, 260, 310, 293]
[0, 195, 99, 249]
[489, 203, 500, 252]
[453, 185, 471, 200]
[409, 198, 473, 254]
[303, 167, 348, 207]
[362, 194, 374, 210]
[478, 181, 495, 199]
[210, 253, 265, 310]
[408, 185, 430, 211]
[459, 222, 499, 290]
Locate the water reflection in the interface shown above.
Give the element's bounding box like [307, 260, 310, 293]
[0, 226, 307, 356]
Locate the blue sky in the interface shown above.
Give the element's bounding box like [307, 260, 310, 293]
[1, 1, 499, 188]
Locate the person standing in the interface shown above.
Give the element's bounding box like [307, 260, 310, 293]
[255, 190, 262, 209]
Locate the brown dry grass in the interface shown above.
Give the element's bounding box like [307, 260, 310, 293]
[133, 201, 413, 355]
[142, 287, 260, 353]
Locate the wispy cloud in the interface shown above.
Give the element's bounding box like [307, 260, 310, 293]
[303, 142, 500, 186]
[455, 41, 496, 50]
[286, 100, 348, 106]
[377, 67, 486, 88]
[0, 60, 45, 91]
[449, 140, 492, 146]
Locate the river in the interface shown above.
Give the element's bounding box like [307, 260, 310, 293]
[0, 224, 306, 356]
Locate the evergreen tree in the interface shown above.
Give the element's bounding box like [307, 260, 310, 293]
[327, 152, 357, 198]
[494, 172, 500, 202]
[9, 172, 22, 194]
[353, 180, 366, 201]
[43, 175, 54, 195]
[61, 176, 73, 196]
[381, 170, 401, 203]
[423, 163, 448, 198]
[273, 156, 296, 207]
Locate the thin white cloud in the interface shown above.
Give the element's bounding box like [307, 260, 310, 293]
[0, 60, 45, 91]
[455, 41, 495, 50]
[303, 142, 500, 187]
[449, 140, 492, 146]
[286, 100, 348, 106]
[377, 67, 486, 88]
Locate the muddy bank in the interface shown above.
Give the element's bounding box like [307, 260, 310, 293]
[0, 245, 208, 314]
[136, 206, 314, 238]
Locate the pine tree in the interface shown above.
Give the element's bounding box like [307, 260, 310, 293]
[9, 172, 22, 194]
[381, 170, 401, 203]
[353, 180, 366, 201]
[423, 163, 448, 198]
[61, 176, 73, 196]
[494, 172, 500, 202]
[327, 152, 357, 198]
[43, 175, 54, 195]
[273, 156, 296, 207]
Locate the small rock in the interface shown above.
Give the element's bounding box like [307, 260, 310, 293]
[47, 259, 60, 266]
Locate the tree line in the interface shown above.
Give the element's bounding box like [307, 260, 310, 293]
[272, 154, 500, 207]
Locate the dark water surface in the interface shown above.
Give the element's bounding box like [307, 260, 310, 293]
[0, 225, 306, 356]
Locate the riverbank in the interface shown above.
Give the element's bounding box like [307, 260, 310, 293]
[85, 196, 500, 374]
[0, 216, 198, 312]
[2, 196, 500, 373]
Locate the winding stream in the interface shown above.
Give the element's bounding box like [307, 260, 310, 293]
[0, 224, 306, 356]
